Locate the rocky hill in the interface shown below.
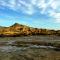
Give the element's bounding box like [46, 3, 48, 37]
[0, 23, 60, 37]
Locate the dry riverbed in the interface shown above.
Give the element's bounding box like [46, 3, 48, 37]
[0, 35, 60, 60]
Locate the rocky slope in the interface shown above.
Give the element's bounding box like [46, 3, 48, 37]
[0, 23, 60, 37]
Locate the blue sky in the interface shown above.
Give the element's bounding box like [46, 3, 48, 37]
[0, 0, 60, 30]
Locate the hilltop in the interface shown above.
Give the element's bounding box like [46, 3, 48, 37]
[0, 23, 60, 37]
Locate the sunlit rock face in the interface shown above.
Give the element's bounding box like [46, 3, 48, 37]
[0, 23, 60, 36]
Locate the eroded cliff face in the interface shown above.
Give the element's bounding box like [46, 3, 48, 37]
[0, 23, 60, 36]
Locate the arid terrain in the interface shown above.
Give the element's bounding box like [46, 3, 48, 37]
[0, 23, 60, 60]
[0, 36, 60, 60]
[0, 23, 60, 37]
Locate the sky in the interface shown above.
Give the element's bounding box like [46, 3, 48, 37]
[0, 0, 60, 30]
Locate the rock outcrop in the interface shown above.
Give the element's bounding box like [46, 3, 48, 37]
[0, 23, 60, 37]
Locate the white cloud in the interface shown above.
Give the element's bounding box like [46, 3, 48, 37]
[18, 0, 27, 6]
[50, 0, 57, 9]
[48, 10, 60, 23]
[0, 0, 60, 22]
[7, 0, 16, 10]
[31, 0, 37, 5]
[36, 0, 47, 13]
[54, 13, 60, 23]
[16, 0, 34, 15]
[47, 0, 60, 23]
[36, 0, 60, 23]
[23, 5, 34, 15]
[0, 0, 6, 6]
[0, 0, 16, 10]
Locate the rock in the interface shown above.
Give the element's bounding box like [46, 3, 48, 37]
[0, 23, 60, 36]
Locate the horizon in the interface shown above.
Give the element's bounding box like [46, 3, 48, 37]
[0, 22, 60, 30]
[0, 0, 60, 30]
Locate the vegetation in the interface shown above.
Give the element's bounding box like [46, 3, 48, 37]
[0, 23, 60, 37]
[0, 35, 60, 60]
[0, 47, 60, 60]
